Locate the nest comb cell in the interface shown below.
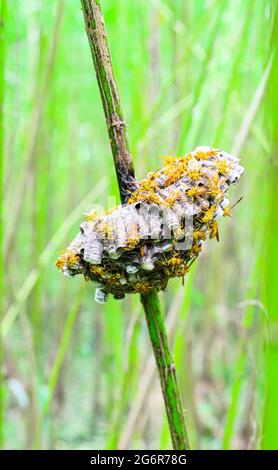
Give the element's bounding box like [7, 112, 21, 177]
[56, 146, 244, 303]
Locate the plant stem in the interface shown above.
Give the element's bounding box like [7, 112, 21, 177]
[80, 0, 190, 450]
[141, 291, 190, 450]
[262, 4, 278, 449]
[81, 0, 135, 204]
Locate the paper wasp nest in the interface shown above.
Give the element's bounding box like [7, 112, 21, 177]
[56, 147, 244, 303]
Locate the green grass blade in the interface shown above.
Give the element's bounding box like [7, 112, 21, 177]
[1, 179, 106, 337]
[0, 0, 6, 449]
[261, 2, 278, 448]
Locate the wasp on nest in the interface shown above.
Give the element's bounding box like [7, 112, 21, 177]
[56, 146, 244, 303]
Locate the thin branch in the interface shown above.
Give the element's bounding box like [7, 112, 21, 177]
[81, 0, 135, 203]
[141, 291, 190, 450]
[80, 0, 190, 450]
[118, 287, 185, 449]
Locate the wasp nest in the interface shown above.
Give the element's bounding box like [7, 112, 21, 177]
[56, 146, 244, 303]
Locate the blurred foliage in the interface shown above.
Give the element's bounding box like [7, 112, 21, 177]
[1, 0, 275, 450]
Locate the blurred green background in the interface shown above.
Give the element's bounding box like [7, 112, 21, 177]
[1, 0, 277, 450]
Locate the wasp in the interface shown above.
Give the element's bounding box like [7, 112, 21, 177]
[223, 197, 243, 217]
[187, 186, 207, 199]
[165, 189, 182, 207]
[202, 205, 215, 224]
[209, 220, 219, 241]
[56, 249, 78, 270]
[216, 159, 231, 176]
[206, 175, 223, 198]
[90, 265, 106, 277]
[133, 282, 153, 294]
[84, 210, 98, 222]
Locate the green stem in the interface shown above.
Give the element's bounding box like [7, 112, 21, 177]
[80, 0, 190, 450]
[81, 0, 135, 204]
[141, 291, 190, 450]
[262, 3, 278, 449]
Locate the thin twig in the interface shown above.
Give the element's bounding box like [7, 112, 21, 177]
[141, 291, 190, 449]
[81, 0, 134, 203]
[118, 287, 185, 449]
[80, 0, 190, 450]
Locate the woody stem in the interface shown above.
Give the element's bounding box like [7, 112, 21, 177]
[80, 0, 190, 450]
[141, 291, 190, 449]
[80, 0, 134, 204]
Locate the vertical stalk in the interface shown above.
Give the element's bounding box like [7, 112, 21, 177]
[81, 0, 134, 204]
[80, 0, 190, 449]
[141, 292, 190, 449]
[262, 1, 278, 450]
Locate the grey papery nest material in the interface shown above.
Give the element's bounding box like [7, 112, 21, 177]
[56, 146, 244, 303]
